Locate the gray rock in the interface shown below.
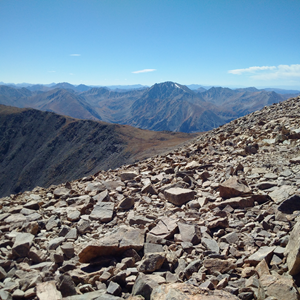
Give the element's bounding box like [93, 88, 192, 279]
[285, 220, 300, 275]
[149, 216, 178, 239]
[246, 246, 276, 266]
[48, 237, 65, 250]
[256, 181, 277, 190]
[132, 273, 159, 300]
[57, 274, 77, 297]
[202, 237, 220, 253]
[78, 227, 144, 263]
[12, 233, 34, 257]
[85, 182, 106, 192]
[89, 202, 114, 222]
[118, 197, 135, 210]
[220, 232, 239, 244]
[183, 259, 202, 279]
[178, 222, 201, 245]
[269, 185, 296, 204]
[120, 171, 138, 181]
[144, 243, 164, 254]
[107, 281, 122, 296]
[137, 253, 165, 273]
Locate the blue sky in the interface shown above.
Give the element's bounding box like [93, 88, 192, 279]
[1, 0, 300, 89]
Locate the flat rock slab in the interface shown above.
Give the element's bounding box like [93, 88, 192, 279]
[269, 185, 296, 204]
[256, 181, 277, 190]
[202, 237, 219, 253]
[149, 217, 178, 239]
[246, 246, 276, 266]
[53, 187, 70, 198]
[164, 188, 195, 206]
[78, 227, 144, 263]
[61, 291, 122, 299]
[85, 182, 106, 193]
[211, 197, 254, 209]
[36, 281, 62, 300]
[120, 171, 138, 181]
[151, 283, 239, 300]
[89, 202, 114, 223]
[219, 176, 251, 199]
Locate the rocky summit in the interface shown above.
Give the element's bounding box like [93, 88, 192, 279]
[1, 96, 300, 300]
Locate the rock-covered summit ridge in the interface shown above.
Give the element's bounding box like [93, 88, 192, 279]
[1, 96, 300, 299]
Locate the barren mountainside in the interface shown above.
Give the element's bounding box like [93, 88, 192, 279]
[0, 105, 195, 197]
[1, 96, 300, 299]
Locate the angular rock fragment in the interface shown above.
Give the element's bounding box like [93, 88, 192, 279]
[137, 253, 165, 273]
[203, 258, 234, 274]
[148, 216, 178, 240]
[12, 233, 34, 257]
[89, 202, 114, 222]
[164, 187, 195, 206]
[36, 281, 62, 300]
[178, 222, 201, 245]
[121, 171, 138, 181]
[246, 246, 276, 266]
[132, 273, 160, 300]
[78, 227, 144, 263]
[219, 176, 251, 199]
[285, 220, 300, 275]
[151, 283, 240, 300]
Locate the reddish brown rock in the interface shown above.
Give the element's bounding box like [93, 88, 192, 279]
[164, 187, 195, 206]
[219, 176, 251, 199]
[151, 283, 239, 300]
[78, 227, 144, 263]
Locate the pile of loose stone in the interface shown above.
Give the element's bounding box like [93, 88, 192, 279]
[1, 96, 300, 300]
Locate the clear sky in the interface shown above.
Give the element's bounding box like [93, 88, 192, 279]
[1, 0, 300, 89]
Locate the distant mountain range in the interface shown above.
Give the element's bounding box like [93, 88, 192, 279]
[0, 105, 195, 197]
[0, 81, 299, 133]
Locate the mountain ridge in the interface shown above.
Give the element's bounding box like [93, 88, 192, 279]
[0, 81, 299, 133]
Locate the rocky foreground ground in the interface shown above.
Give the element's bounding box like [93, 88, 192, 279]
[1, 96, 300, 299]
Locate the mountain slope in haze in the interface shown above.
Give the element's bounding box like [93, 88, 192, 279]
[27, 88, 102, 120]
[0, 105, 195, 197]
[1, 82, 299, 133]
[125, 82, 224, 132]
